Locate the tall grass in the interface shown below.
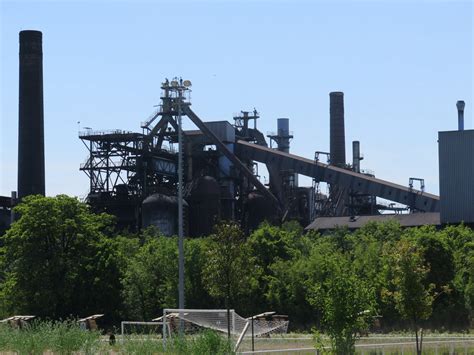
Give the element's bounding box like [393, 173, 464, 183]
[0, 320, 233, 354]
[0, 320, 101, 354]
[122, 329, 233, 354]
[188, 329, 233, 354]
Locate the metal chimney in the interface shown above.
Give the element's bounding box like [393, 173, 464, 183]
[352, 140, 361, 173]
[457, 100, 465, 131]
[18, 30, 45, 198]
[277, 118, 290, 153]
[329, 92, 346, 167]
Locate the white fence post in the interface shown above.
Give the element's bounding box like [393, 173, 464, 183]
[162, 309, 167, 348]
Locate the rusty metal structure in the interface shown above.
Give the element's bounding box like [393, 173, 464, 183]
[78, 79, 439, 235]
[3, 31, 469, 237]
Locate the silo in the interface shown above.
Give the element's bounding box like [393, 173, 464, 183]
[329, 92, 346, 167]
[18, 30, 45, 198]
[142, 194, 187, 236]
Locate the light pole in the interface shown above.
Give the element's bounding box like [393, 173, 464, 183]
[169, 78, 192, 319]
[177, 87, 184, 313]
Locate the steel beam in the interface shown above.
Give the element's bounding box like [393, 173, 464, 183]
[236, 140, 439, 212]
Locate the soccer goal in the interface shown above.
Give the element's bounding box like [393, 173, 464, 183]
[161, 309, 289, 352]
[160, 309, 238, 340]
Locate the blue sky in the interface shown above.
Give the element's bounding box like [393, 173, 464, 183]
[1, 0, 472, 198]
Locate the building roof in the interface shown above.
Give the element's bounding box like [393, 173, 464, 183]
[0, 315, 35, 322]
[305, 212, 441, 232]
[77, 314, 104, 322]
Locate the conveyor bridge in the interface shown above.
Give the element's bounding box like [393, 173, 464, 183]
[183, 105, 439, 213]
[236, 140, 439, 212]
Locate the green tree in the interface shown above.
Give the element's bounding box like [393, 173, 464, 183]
[184, 238, 214, 310]
[248, 221, 309, 273]
[463, 254, 474, 324]
[355, 220, 403, 243]
[351, 222, 403, 328]
[266, 257, 314, 330]
[265, 235, 328, 330]
[0, 195, 121, 320]
[442, 224, 474, 326]
[385, 238, 436, 355]
[405, 227, 455, 327]
[246, 221, 313, 317]
[120, 235, 178, 320]
[202, 221, 256, 337]
[308, 251, 376, 355]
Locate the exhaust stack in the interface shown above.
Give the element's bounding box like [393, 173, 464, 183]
[329, 92, 346, 167]
[277, 118, 290, 153]
[18, 30, 45, 198]
[352, 140, 361, 173]
[457, 100, 465, 131]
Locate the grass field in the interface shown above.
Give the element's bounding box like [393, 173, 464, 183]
[1, 321, 474, 354]
[238, 334, 474, 354]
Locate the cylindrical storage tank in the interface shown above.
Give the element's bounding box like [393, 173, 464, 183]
[142, 194, 187, 237]
[18, 30, 45, 198]
[329, 92, 346, 167]
[277, 118, 290, 153]
[352, 141, 360, 173]
[457, 100, 465, 131]
[188, 176, 220, 237]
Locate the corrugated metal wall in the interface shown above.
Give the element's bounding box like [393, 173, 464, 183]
[439, 130, 474, 224]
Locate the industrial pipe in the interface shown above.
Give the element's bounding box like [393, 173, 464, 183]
[457, 100, 465, 131]
[352, 141, 360, 173]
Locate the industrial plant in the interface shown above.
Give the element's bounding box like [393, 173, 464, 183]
[1, 30, 472, 236]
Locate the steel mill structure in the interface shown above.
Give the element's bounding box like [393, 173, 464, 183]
[77, 79, 441, 236]
[2, 30, 473, 236]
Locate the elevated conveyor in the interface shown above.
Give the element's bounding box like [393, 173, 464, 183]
[236, 140, 439, 212]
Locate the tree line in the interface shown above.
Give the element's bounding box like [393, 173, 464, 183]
[1, 195, 474, 338]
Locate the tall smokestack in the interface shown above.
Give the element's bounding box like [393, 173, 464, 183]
[18, 30, 45, 198]
[352, 140, 361, 173]
[329, 91, 346, 167]
[457, 100, 465, 131]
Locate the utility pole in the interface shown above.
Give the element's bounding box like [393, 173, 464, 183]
[168, 78, 192, 329]
[177, 84, 184, 313]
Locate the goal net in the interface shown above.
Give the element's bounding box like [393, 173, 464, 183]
[161, 309, 289, 351]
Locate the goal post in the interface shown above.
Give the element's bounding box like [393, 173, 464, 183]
[161, 308, 238, 345]
[161, 308, 289, 352]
